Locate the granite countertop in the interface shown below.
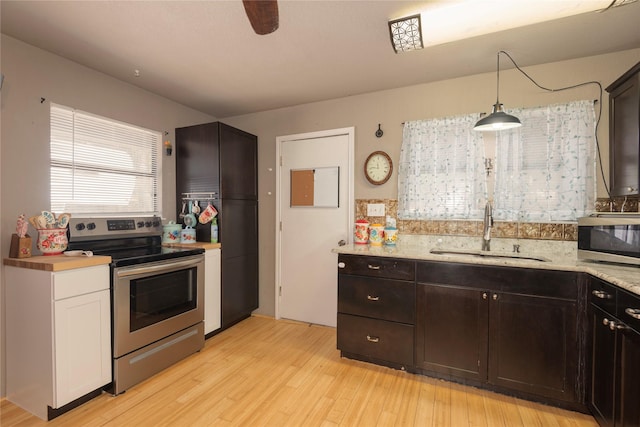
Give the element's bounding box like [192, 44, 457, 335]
[332, 235, 640, 297]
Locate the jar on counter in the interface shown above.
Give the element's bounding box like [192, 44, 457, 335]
[369, 223, 384, 246]
[384, 226, 398, 245]
[354, 219, 369, 244]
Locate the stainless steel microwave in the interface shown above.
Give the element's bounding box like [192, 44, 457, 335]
[578, 213, 640, 266]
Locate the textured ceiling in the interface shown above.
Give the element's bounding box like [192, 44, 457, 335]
[2, 1, 640, 118]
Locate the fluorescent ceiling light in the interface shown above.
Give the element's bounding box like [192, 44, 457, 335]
[418, 0, 622, 47]
[389, 14, 424, 53]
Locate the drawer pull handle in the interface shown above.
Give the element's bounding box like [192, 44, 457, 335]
[592, 290, 613, 299]
[366, 335, 380, 343]
[367, 295, 380, 301]
[338, 262, 345, 268]
[603, 318, 628, 331]
[625, 308, 640, 320]
[367, 264, 381, 270]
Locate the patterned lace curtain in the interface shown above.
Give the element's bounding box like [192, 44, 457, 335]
[493, 100, 596, 222]
[398, 115, 487, 220]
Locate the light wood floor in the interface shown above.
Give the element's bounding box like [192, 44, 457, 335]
[1, 315, 599, 426]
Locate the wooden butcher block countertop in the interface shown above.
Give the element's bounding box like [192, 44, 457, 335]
[3, 254, 112, 272]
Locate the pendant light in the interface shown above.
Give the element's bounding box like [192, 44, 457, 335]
[474, 51, 522, 131]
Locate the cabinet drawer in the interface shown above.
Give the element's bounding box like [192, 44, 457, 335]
[338, 254, 414, 281]
[338, 275, 414, 324]
[337, 313, 414, 366]
[618, 289, 640, 333]
[589, 277, 617, 314]
[54, 266, 110, 300]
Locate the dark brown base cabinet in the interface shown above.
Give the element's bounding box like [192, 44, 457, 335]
[337, 254, 590, 414]
[589, 277, 640, 427]
[337, 255, 415, 370]
[416, 261, 586, 411]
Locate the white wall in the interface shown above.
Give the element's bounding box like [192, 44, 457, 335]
[0, 34, 216, 397]
[219, 49, 640, 322]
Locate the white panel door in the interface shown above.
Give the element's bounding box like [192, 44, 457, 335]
[277, 128, 353, 327]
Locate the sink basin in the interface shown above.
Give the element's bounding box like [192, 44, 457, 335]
[429, 248, 550, 262]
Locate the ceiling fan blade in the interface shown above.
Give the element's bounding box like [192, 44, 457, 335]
[242, 0, 279, 35]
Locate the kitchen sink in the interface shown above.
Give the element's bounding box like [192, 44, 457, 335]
[429, 248, 551, 262]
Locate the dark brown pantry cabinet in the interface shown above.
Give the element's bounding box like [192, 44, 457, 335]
[589, 277, 640, 427]
[176, 122, 258, 330]
[606, 61, 640, 197]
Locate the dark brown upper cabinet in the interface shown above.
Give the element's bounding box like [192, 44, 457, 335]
[606, 61, 640, 197]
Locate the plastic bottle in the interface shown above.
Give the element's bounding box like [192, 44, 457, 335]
[210, 218, 218, 243]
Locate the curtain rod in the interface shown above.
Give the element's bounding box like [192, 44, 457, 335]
[400, 99, 599, 125]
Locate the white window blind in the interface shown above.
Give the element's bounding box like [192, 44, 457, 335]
[50, 104, 162, 216]
[493, 100, 596, 222]
[397, 114, 487, 220]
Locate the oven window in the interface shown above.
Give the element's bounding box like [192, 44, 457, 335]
[130, 267, 197, 332]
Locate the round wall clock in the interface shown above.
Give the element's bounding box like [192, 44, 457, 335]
[364, 150, 393, 185]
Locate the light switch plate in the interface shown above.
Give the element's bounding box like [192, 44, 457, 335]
[367, 203, 385, 217]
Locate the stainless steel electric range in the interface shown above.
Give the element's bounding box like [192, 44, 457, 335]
[67, 216, 205, 395]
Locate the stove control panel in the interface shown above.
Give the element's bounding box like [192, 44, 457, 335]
[68, 216, 163, 241]
[108, 219, 137, 231]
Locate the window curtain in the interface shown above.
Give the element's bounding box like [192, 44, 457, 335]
[493, 100, 596, 222]
[398, 115, 487, 220]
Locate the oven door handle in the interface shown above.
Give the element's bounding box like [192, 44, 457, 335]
[115, 256, 203, 278]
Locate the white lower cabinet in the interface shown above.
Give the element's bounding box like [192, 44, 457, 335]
[204, 248, 221, 335]
[5, 265, 111, 420]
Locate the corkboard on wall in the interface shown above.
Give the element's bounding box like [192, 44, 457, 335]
[290, 169, 314, 207]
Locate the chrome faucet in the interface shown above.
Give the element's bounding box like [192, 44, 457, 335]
[482, 201, 493, 251]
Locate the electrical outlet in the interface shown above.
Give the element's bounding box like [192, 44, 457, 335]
[367, 203, 385, 217]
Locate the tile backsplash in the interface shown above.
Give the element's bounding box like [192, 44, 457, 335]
[595, 197, 639, 213]
[356, 197, 639, 242]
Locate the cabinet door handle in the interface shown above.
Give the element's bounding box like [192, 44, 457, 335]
[338, 262, 345, 268]
[482, 292, 488, 300]
[592, 290, 613, 299]
[625, 308, 640, 320]
[492, 293, 498, 301]
[367, 295, 380, 301]
[366, 335, 380, 343]
[367, 264, 381, 270]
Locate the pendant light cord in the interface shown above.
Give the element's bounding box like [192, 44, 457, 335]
[498, 50, 609, 198]
[496, 51, 501, 105]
